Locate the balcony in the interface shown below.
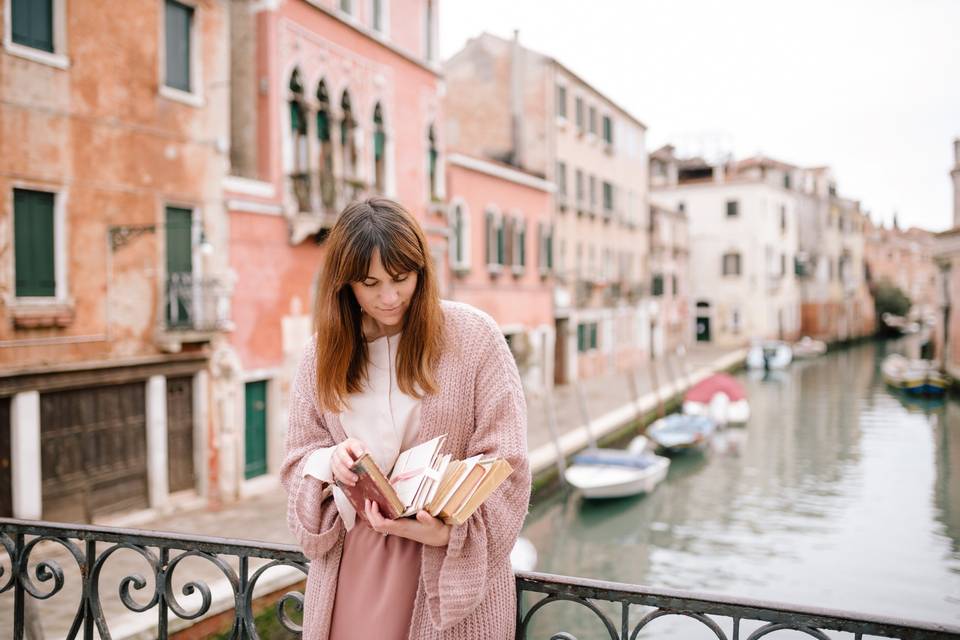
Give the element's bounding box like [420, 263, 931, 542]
[164, 273, 231, 337]
[1, 518, 951, 640]
[286, 172, 367, 244]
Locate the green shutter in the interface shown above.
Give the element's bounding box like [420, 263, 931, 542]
[165, 0, 192, 92]
[496, 222, 504, 265]
[374, 130, 385, 160]
[590, 323, 598, 349]
[14, 189, 55, 297]
[519, 225, 526, 266]
[546, 229, 553, 269]
[485, 212, 492, 264]
[165, 207, 192, 326]
[244, 381, 268, 479]
[12, 0, 54, 53]
[577, 324, 586, 352]
[317, 110, 330, 141]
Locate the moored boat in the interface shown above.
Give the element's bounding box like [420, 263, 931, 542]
[563, 436, 671, 499]
[746, 340, 793, 370]
[646, 413, 717, 455]
[793, 336, 827, 359]
[881, 354, 948, 396]
[683, 373, 750, 424]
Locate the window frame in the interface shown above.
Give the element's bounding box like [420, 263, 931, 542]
[725, 199, 739, 218]
[721, 251, 742, 277]
[448, 198, 470, 273]
[555, 83, 567, 120]
[510, 213, 526, 276]
[159, 0, 204, 108]
[3, 0, 69, 69]
[484, 206, 504, 274]
[369, 0, 389, 36]
[10, 185, 68, 304]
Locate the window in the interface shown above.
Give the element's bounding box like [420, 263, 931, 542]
[510, 216, 526, 274]
[165, 206, 194, 328]
[780, 253, 787, 277]
[555, 84, 567, 119]
[288, 70, 309, 210]
[588, 175, 596, 212]
[602, 115, 613, 146]
[783, 173, 792, 189]
[14, 188, 56, 297]
[577, 322, 598, 352]
[602, 181, 614, 215]
[722, 252, 742, 276]
[164, 0, 193, 93]
[677, 201, 685, 213]
[725, 200, 739, 217]
[780, 205, 787, 232]
[427, 124, 438, 200]
[485, 208, 504, 269]
[424, 0, 435, 62]
[588, 105, 597, 136]
[373, 103, 386, 193]
[575, 169, 584, 207]
[651, 274, 664, 297]
[575, 96, 584, 133]
[450, 201, 469, 271]
[340, 0, 352, 14]
[340, 90, 358, 179]
[371, 0, 384, 31]
[11, 0, 53, 52]
[316, 80, 334, 207]
[556, 161, 567, 197]
[538, 222, 553, 275]
[671, 274, 678, 296]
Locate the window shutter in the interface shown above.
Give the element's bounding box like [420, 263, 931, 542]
[12, 0, 54, 53]
[485, 211, 493, 264]
[165, 0, 193, 92]
[317, 110, 330, 141]
[14, 189, 56, 297]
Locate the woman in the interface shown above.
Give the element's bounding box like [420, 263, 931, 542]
[281, 197, 531, 639]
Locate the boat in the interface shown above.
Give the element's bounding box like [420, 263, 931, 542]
[881, 354, 948, 396]
[563, 436, 671, 499]
[792, 336, 827, 359]
[682, 373, 750, 424]
[645, 413, 717, 455]
[510, 537, 538, 572]
[746, 340, 793, 370]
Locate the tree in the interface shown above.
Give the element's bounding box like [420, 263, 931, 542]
[871, 278, 912, 334]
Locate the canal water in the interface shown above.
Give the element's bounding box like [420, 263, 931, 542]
[521, 339, 960, 638]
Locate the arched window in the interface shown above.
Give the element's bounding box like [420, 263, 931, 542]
[427, 124, 438, 200]
[340, 90, 357, 181]
[373, 103, 386, 193]
[316, 81, 335, 208]
[288, 69, 309, 211]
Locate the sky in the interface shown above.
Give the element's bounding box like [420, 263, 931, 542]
[439, 0, 960, 231]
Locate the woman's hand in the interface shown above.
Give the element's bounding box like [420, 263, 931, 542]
[331, 438, 368, 486]
[364, 500, 452, 547]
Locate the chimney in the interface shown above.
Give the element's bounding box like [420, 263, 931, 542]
[510, 30, 524, 168]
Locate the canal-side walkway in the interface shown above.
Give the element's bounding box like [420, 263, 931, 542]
[1, 345, 745, 639]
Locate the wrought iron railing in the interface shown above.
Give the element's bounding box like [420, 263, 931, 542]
[2, 519, 958, 640]
[165, 273, 231, 332]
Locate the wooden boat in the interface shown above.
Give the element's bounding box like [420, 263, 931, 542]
[646, 414, 717, 455]
[563, 436, 671, 499]
[682, 373, 750, 424]
[792, 336, 827, 359]
[881, 354, 948, 396]
[746, 340, 793, 370]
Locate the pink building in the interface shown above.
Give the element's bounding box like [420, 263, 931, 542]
[218, 0, 444, 501]
[445, 154, 555, 391]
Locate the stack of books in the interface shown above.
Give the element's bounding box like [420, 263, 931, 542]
[336, 435, 513, 526]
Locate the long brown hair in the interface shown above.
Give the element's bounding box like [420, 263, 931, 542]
[313, 197, 444, 413]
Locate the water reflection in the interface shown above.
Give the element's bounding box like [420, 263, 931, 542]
[522, 340, 960, 638]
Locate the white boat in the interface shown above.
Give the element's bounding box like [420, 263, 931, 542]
[792, 336, 827, 359]
[646, 414, 717, 455]
[510, 537, 537, 572]
[563, 436, 671, 499]
[682, 373, 751, 425]
[746, 340, 793, 370]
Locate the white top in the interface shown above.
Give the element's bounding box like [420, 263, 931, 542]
[303, 332, 422, 530]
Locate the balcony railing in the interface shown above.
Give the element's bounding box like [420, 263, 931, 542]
[1, 519, 957, 640]
[165, 273, 231, 332]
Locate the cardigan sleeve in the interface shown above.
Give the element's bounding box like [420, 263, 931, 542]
[280, 337, 345, 560]
[420, 316, 532, 630]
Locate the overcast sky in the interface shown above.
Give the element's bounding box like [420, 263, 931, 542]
[440, 0, 960, 231]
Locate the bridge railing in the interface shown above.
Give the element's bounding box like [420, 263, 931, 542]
[1, 519, 957, 640]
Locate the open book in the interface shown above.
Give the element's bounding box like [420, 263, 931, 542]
[336, 435, 513, 526]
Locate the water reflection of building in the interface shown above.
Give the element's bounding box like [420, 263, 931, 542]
[934, 399, 960, 554]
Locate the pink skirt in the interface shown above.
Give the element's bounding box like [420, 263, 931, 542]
[329, 519, 423, 640]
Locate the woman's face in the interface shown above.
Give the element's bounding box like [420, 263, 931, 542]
[350, 248, 418, 333]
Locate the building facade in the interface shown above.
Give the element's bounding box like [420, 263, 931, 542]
[445, 154, 555, 392]
[650, 150, 801, 346]
[444, 32, 650, 384]
[0, 0, 231, 521]
[219, 0, 444, 501]
[864, 220, 939, 328]
[648, 204, 690, 355]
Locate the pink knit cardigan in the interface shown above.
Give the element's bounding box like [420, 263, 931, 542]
[281, 300, 532, 639]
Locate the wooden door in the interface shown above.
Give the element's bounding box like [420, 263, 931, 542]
[166, 376, 196, 493]
[40, 383, 149, 522]
[0, 397, 11, 517]
[244, 381, 267, 479]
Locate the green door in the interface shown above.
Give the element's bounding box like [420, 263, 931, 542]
[165, 207, 193, 327]
[244, 381, 268, 479]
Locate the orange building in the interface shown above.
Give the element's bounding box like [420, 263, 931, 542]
[0, 0, 231, 521]
[219, 0, 444, 500]
[445, 154, 555, 392]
